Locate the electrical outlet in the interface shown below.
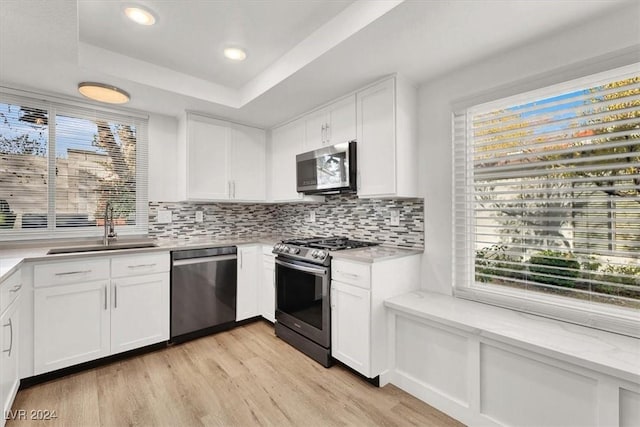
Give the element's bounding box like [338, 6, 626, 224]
[157, 209, 172, 224]
[389, 209, 400, 226]
[307, 210, 316, 223]
[195, 211, 204, 223]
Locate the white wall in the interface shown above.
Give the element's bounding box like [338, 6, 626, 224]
[148, 113, 179, 202]
[417, 2, 640, 295]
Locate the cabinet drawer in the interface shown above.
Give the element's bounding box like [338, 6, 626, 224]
[332, 259, 371, 289]
[0, 270, 22, 314]
[111, 252, 169, 278]
[34, 259, 110, 287]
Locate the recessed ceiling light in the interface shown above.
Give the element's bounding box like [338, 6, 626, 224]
[224, 47, 247, 61]
[78, 82, 130, 104]
[124, 6, 156, 26]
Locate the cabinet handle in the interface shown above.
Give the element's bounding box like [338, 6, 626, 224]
[3, 318, 12, 357]
[340, 272, 360, 279]
[55, 270, 91, 276]
[128, 263, 156, 269]
[104, 285, 108, 310]
[232, 181, 236, 199]
[326, 123, 331, 143]
[321, 124, 326, 144]
[9, 284, 22, 293]
[114, 284, 118, 309]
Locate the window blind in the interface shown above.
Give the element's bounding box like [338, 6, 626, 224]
[0, 91, 148, 239]
[453, 64, 640, 337]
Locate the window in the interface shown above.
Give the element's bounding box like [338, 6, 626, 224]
[0, 91, 148, 239]
[453, 64, 639, 337]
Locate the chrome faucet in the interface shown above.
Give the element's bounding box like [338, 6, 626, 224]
[103, 201, 118, 245]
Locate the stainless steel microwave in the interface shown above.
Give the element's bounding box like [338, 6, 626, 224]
[296, 141, 357, 194]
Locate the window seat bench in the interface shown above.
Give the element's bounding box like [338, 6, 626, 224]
[383, 291, 640, 427]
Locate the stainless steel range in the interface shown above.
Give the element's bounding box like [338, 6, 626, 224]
[273, 237, 379, 367]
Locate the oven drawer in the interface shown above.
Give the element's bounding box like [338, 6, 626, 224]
[332, 259, 371, 289]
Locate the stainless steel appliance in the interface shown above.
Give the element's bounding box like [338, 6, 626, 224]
[171, 246, 237, 342]
[273, 237, 378, 367]
[296, 141, 356, 194]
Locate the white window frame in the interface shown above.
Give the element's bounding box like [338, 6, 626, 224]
[452, 63, 640, 338]
[0, 88, 149, 241]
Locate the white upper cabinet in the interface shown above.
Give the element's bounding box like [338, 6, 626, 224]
[187, 118, 230, 200]
[269, 120, 324, 202]
[356, 77, 418, 198]
[304, 95, 356, 151]
[230, 124, 266, 201]
[178, 112, 266, 202]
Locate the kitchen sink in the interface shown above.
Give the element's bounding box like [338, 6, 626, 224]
[47, 239, 158, 255]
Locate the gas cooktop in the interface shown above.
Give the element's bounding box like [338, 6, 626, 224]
[273, 237, 379, 265]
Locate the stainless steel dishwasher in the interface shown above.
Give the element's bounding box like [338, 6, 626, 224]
[170, 246, 237, 342]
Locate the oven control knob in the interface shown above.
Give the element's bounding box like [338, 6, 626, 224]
[290, 247, 300, 254]
[316, 251, 326, 259]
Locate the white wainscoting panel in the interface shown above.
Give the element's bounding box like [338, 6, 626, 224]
[385, 292, 640, 426]
[395, 316, 469, 406]
[619, 388, 640, 427]
[480, 344, 598, 427]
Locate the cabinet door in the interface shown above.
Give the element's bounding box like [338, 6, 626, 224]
[270, 119, 305, 201]
[331, 281, 371, 376]
[237, 246, 260, 321]
[111, 273, 169, 355]
[188, 119, 230, 200]
[230, 125, 266, 201]
[1, 301, 20, 417]
[34, 281, 110, 375]
[356, 78, 396, 197]
[304, 109, 328, 151]
[327, 96, 356, 146]
[260, 256, 275, 323]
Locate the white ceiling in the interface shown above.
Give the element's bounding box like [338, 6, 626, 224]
[78, 0, 354, 89]
[0, 0, 637, 128]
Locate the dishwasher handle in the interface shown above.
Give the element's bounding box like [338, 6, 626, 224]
[172, 254, 237, 267]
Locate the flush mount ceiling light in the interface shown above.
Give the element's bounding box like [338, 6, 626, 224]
[78, 82, 130, 104]
[223, 47, 247, 61]
[124, 5, 156, 26]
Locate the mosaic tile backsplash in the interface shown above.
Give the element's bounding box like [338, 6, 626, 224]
[149, 194, 424, 248]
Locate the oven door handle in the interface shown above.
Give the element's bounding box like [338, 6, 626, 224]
[275, 259, 328, 276]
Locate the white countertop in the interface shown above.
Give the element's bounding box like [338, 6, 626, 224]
[330, 245, 423, 263]
[0, 235, 286, 283]
[0, 236, 424, 283]
[385, 291, 640, 384]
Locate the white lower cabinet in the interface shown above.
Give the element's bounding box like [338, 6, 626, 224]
[237, 245, 261, 321]
[260, 248, 275, 323]
[1, 289, 21, 424]
[110, 273, 169, 354]
[33, 253, 170, 375]
[330, 254, 421, 379]
[331, 281, 370, 375]
[34, 281, 111, 374]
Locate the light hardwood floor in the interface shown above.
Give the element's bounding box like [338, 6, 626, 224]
[8, 321, 464, 427]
